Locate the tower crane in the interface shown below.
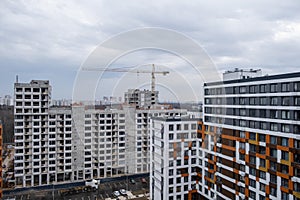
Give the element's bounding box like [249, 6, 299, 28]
[82, 64, 169, 93]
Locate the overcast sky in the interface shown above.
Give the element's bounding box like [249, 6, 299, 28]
[1, 0, 300, 102]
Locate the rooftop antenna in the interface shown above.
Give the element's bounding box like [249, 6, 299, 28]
[16, 75, 19, 83]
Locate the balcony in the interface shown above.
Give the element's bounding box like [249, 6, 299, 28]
[65, 142, 72, 147]
[57, 123, 63, 127]
[57, 136, 63, 140]
[25, 123, 32, 128]
[58, 142, 64, 146]
[25, 144, 32, 148]
[24, 131, 32, 136]
[25, 164, 32, 169]
[41, 149, 48, 154]
[57, 148, 63, 153]
[24, 150, 32, 155]
[41, 156, 48, 161]
[32, 98, 41, 102]
[15, 138, 24, 143]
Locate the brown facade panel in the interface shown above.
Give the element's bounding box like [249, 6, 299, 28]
[221, 178, 235, 190]
[221, 148, 235, 157]
[221, 187, 235, 199]
[221, 158, 235, 169]
[221, 168, 235, 179]
[222, 128, 235, 136]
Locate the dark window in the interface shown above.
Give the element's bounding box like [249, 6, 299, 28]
[205, 98, 211, 104]
[260, 85, 266, 93]
[259, 171, 266, 180]
[258, 146, 266, 154]
[281, 178, 288, 188]
[239, 86, 246, 93]
[294, 82, 300, 92]
[270, 187, 277, 197]
[260, 97, 267, 105]
[240, 153, 245, 161]
[259, 195, 266, 200]
[258, 134, 266, 142]
[239, 97, 246, 105]
[240, 131, 245, 138]
[270, 161, 276, 172]
[295, 97, 300, 106]
[281, 137, 288, 146]
[249, 144, 256, 152]
[281, 164, 289, 174]
[249, 156, 256, 164]
[281, 192, 288, 200]
[270, 123, 278, 131]
[281, 151, 289, 160]
[270, 174, 277, 183]
[282, 83, 290, 92]
[270, 148, 277, 157]
[270, 110, 279, 119]
[270, 136, 277, 145]
[239, 109, 246, 116]
[239, 120, 247, 127]
[204, 89, 210, 95]
[249, 121, 255, 128]
[249, 86, 255, 93]
[260, 122, 267, 130]
[281, 110, 290, 119]
[249, 191, 256, 199]
[270, 97, 278, 105]
[282, 124, 290, 133]
[282, 97, 290, 106]
[259, 158, 266, 168]
[249, 167, 256, 176]
[249, 179, 256, 188]
[259, 109, 266, 118]
[249, 98, 255, 105]
[249, 132, 256, 140]
[260, 183, 266, 192]
[270, 84, 277, 92]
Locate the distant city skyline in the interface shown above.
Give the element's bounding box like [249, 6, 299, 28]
[1, 0, 300, 101]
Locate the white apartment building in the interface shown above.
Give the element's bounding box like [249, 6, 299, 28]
[150, 117, 202, 200]
[0, 95, 13, 106]
[13, 80, 195, 188]
[204, 70, 300, 200]
[150, 70, 300, 200]
[71, 104, 188, 181]
[14, 80, 73, 187]
[124, 89, 158, 109]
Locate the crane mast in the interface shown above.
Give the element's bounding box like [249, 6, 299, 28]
[151, 64, 155, 93]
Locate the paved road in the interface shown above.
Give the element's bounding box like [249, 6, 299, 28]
[3, 177, 149, 200]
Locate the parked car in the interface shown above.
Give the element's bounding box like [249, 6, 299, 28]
[112, 191, 121, 197]
[85, 179, 98, 190]
[141, 178, 147, 183]
[119, 189, 127, 196]
[129, 178, 136, 184]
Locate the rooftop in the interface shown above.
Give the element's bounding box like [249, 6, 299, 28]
[205, 71, 300, 86]
[152, 116, 202, 122]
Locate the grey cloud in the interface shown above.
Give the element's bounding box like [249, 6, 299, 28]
[1, 0, 300, 100]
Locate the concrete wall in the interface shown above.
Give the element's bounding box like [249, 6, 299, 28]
[0, 105, 14, 143]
